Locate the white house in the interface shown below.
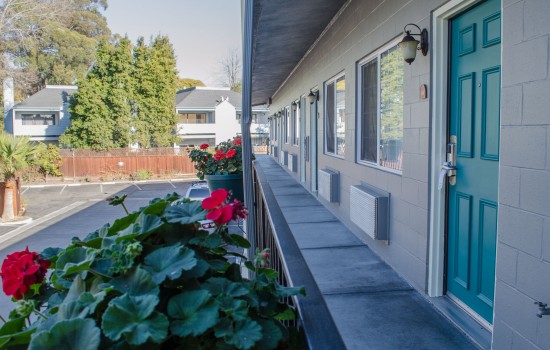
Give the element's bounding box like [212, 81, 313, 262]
[3, 81, 76, 143]
[175, 86, 268, 147]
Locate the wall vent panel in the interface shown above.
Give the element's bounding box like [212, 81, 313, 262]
[350, 184, 389, 241]
[318, 169, 339, 203]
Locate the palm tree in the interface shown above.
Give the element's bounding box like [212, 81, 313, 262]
[0, 133, 37, 220]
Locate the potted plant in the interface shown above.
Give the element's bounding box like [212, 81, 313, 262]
[188, 137, 244, 201]
[0, 189, 305, 349]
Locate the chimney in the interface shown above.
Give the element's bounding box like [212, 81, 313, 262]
[3, 78, 14, 123]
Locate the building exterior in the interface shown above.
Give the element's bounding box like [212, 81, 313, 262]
[175, 86, 268, 147]
[246, 0, 550, 348]
[3, 84, 76, 143]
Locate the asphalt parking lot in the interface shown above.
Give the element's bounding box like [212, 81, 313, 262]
[0, 180, 197, 316]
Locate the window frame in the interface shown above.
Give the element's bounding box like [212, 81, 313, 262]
[356, 38, 404, 175]
[292, 99, 300, 146]
[21, 112, 57, 126]
[323, 71, 346, 158]
[284, 106, 290, 144]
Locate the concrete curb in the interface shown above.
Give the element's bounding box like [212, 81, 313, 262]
[0, 201, 87, 249]
[22, 178, 201, 189]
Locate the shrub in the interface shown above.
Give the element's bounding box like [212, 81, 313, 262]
[34, 144, 63, 178]
[188, 137, 243, 180]
[131, 169, 153, 181]
[0, 190, 304, 349]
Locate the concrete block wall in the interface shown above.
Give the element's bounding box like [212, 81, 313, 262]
[493, 0, 550, 348]
[268, 0, 445, 291]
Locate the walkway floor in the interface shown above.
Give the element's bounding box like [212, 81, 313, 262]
[255, 155, 477, 350]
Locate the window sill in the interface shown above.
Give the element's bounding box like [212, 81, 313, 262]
[356, 160, 402, 176]
[323, 153, 346, 160]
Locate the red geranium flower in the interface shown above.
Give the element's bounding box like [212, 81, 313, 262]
[0, 247, 50, 300]
[214, 149, 225, 161]
[226, 149, 237, 159]
[200, 143, 209, 149]
[201, 189, 234, 225]
[234, 138, 242, 146]
[231, 199, 248, 220]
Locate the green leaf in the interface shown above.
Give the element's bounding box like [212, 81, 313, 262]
[142, 244, 197, 284]
[142, 200, 170, 215]
[229, 234, 251, 249]
[0, 317, 34, 348]
[179, 258, 210, 280]
[274, 309, 296, 321]
[55, 247, 95, 277]
[274, 285, 306, 298]
[257, 268, 279, 280]
[107, 267, 159, 296]
[108, 212, 140, 235]
[218, 297, 248, 322]
[29, 319, 100, 350]
[202, 277, 230, 296]
[225, 320, 262, 350]
[39, 247, 63, 264]
[117, 213, 164, 240]
[102, 294, 168, 345]
[254, 319, 284, 350]
[163, 201, 206, 224]
[168, 290, 219, 337]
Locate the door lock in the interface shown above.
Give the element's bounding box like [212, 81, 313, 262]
[438, 135, 457, 190]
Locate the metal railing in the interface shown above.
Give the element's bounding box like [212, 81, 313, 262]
[252, 161, 346, 350]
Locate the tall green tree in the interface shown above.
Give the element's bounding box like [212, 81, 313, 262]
[59, 41, 114, 150]
[133, 35, 177, 147]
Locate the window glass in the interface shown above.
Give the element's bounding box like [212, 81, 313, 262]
[177, 112, 214, 124]
[379, 46, 404, 170]
[292, 103, 300, 145]
[22, 113, 55, 125]
[285, 107, 290, 143]
[325, 82, 335, 154]
[357, 42, 404, 171]
[335, 77, 346, 156]
[360, 59, 378, 163]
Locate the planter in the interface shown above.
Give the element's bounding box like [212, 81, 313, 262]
[204, 173, 244, 202]
[0, 179, 22, 219]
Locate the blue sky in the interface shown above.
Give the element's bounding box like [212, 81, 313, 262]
[104, 0, 242, 86]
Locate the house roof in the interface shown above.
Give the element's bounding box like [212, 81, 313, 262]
[249, 0, 348, 106]
[14, 85, 78, 109]
[175, 87, 244, 110]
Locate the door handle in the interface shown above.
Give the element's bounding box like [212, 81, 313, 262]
[438, 136, 457, 190]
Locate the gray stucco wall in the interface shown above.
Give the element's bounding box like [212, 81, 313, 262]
[492, 0, 550, 348]
[268, 0, 445, 292]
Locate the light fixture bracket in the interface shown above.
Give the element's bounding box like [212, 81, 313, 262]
[403, 23, 428, 56]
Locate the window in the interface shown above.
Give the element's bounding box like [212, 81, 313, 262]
[284, 107, 290, 144]
[357, 41, 404, 172]
[292, 101, 300, 146]
[21, 113, 55, 125]
[236, 113, 258, 124]
[324, 74, 346, 157]
[177, 112, 214, 124]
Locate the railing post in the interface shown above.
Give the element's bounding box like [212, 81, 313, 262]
[241, 0, 256, 257]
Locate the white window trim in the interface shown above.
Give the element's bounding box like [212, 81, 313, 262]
[292, 99, 300, 146]
[284, 106, 290, 144]
[323, 71, 346, 158]
[356, 37, 403, 175]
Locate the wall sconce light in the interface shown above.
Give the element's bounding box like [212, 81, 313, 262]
[399, 24, 428, 64]
[307, 90, 319, 104]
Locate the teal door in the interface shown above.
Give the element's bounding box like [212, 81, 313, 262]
[447, 0, 501, 324]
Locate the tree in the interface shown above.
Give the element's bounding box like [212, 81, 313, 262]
[176, 78, 204, 91]
[62, 35, 178, 149]
[59, 40, 115, 150]
[0, 132, 37, 220]
[133, 35, 178, 147]
[0, 0, 110, 96]
[219, 48, 241, 92]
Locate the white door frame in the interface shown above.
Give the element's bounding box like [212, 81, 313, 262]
[300, 95, 307, 183]
[428, 0, 480, 297]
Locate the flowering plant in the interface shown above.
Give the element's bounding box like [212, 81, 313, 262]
[189, 137, 243, 180]
[0, 190, 304, 350]
[0, 247, 50, 300]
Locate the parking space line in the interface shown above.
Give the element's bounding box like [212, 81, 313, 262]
[168, 180, 176, 189]
[22, 187, 30, 195]
[59, 185, 67, 194]
[132, 182, 142, 190]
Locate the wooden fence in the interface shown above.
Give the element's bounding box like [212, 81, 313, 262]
[54, 146, 268, 180]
